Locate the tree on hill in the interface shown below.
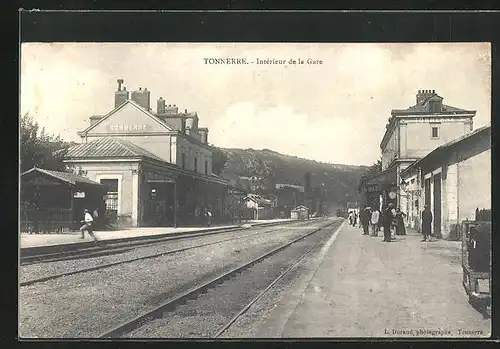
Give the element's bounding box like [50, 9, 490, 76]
[20, 112, 77, 173]
[211, 145, 229, 176]
[364, 157, 382, 177]
[358, 157, 383, 193]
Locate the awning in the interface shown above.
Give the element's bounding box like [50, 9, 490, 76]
[362, 168, 397, 186]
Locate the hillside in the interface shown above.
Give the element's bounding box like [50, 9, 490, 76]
[220, 147, 369, 207]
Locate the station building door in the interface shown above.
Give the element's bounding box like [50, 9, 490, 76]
[144, 181, 175, 227]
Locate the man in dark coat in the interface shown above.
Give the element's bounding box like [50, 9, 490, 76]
[421, 205, 433, 242]
[382, 203, 394, 242]
[360, 207, 371, 235]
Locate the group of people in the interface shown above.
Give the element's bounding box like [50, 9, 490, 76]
[349, 203, 407, 242]
[348, 203, 435, 242]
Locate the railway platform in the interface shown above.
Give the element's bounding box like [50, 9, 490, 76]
[252, 223, 490, 338]
[19, 219, 292, 249]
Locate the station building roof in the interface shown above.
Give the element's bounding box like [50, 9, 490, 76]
[21, 167, 103, 187]
[64, 137, 165, 162]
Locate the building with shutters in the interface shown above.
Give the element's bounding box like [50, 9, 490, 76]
[62, 79, 241, 228]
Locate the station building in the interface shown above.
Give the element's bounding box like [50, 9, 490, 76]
[400, 125, 491, 239]
[360, 89, 477, 211]
[63, 79, 239, 228]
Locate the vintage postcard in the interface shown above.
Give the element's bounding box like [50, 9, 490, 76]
[19, 42, 491, 339]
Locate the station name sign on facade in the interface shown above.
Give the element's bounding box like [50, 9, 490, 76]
[107, 124, 151, 132]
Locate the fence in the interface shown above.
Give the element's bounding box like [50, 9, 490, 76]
[20, 203, 74, 234]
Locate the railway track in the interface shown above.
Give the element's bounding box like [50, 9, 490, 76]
[98, 218, 342, 338]
[21, 227, 237, 265]
[20, 220, 317, 287]
[20, 220, 304, 265]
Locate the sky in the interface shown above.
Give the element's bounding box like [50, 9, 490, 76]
[20, 43, 491, 166]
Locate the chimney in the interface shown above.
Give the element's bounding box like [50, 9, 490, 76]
[164, 104, 179, 115]
[114, 78, 129, 108]
[157, 97, 165, 114]
[416, 89, 435, 104]
[131, 86, 151, 110]
[117, 79, 124, 91]
[199, 128, 209, 144]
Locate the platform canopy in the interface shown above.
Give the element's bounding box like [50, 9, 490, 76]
[359, 168, 397, 188]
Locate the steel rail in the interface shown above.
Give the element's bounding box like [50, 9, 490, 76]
[20, 227, 242, 265]
[213, 231, 323, 337]
[97, 220, 336, 339]
[20, 221, 317, 287]
[213, 219, 345, 338]
[21, 220, 309, 265]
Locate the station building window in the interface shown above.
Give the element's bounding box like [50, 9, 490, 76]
[431, 125, 440, 139]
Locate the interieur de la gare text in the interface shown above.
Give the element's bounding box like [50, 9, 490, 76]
[203, 57, 323, 65]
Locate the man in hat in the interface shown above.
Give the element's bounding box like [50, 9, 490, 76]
[360, 206, 371, 235]
[80, 208, 98, 242]
[421, 205, 433, 242]
[382, 203, 395, 242]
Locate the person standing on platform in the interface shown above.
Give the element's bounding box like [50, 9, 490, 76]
[361, 207, 371, 235]
[421, 205, 433, 242]
[370, 208, 380, 237]
[206, 209, 213, 227]
[348, 211, 354, 226]
[93, 208, 100, 230]
[390, 204, 397, 240]
[382, 203, 395, 242]
[80, 209, 98, 242]
[395, 207, 407, 235]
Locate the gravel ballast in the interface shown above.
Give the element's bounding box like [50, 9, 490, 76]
[218, 255, 323, 338]
[219, 220, 344, 338]
[19, 220, 330, 338]
[123, 220, 342, 338]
